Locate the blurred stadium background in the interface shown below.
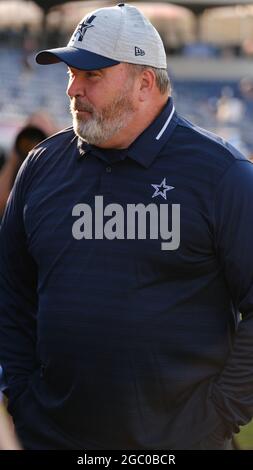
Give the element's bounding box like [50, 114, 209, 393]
[0, 0, 253, 450]
[1, 0, 253, 163]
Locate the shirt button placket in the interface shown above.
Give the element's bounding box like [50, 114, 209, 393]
[100, 165, 113, 194]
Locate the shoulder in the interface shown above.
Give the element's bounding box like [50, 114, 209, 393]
[13, 127, 78, 193]
[39, 126, 76, 146]
[163, 114, 250, 186]
[179, 117, 253, 187]
[21, 126, 78, 173]
[29, 126, 77, 160]
[171, 115, 246, 166]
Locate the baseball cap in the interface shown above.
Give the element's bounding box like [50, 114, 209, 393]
[36, 3, 167, 70]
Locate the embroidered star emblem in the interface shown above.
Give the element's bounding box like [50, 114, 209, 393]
[73, 15, 96, 42]
[151, 178, 174, 200]
[79, 20, 94, 34]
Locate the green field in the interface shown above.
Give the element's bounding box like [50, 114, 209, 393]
[235, 420, 253, 450]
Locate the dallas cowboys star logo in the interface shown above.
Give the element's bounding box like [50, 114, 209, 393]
[74, 15, 96, 42]
[151, 178, 174, 200]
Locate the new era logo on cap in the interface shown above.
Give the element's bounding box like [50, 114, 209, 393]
[135, 46, 145, 56]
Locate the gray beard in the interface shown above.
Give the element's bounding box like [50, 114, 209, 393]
[72, 112, 129, 145]
[70, 93, 136, 146]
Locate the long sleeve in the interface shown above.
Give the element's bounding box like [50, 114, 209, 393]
[0, 158, 38, 410]
[211, 159, 253, 431]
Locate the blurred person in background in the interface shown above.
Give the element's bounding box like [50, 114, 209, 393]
[216, 86, 245, 125]
[0, 149, 5, 171]
[0, 110, 58, 218]
[0, 4, 253, 450]
[0, 125, 47, 218]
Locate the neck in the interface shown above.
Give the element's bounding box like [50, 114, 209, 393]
[96, 95, 169, 150]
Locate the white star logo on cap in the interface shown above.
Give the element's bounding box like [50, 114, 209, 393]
[151, 178, 174, 200]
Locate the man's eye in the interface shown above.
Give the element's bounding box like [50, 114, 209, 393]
[87, 72, 100, 78]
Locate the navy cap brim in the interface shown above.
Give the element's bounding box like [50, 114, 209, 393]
[35, 46, 120, 70]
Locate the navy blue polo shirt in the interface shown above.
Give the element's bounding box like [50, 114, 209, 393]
[1, 98, 253, 449]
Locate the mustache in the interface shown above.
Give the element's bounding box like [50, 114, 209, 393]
[71, 99, 94, 113]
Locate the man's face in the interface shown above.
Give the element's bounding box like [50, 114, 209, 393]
[67, 64, 138, 146]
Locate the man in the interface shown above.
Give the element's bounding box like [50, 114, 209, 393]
[0, 3, 252, 450]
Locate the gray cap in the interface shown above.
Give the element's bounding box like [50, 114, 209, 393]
[36, 3, 167, 70]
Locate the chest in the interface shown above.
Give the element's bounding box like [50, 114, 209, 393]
[23, 157, 216, 278]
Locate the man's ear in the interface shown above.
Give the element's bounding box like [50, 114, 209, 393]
[138, 69, 156, 101]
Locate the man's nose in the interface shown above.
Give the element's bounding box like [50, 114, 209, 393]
[67, 76, 86, 98]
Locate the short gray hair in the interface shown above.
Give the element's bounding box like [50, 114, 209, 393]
[126, 63, 171, 95]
